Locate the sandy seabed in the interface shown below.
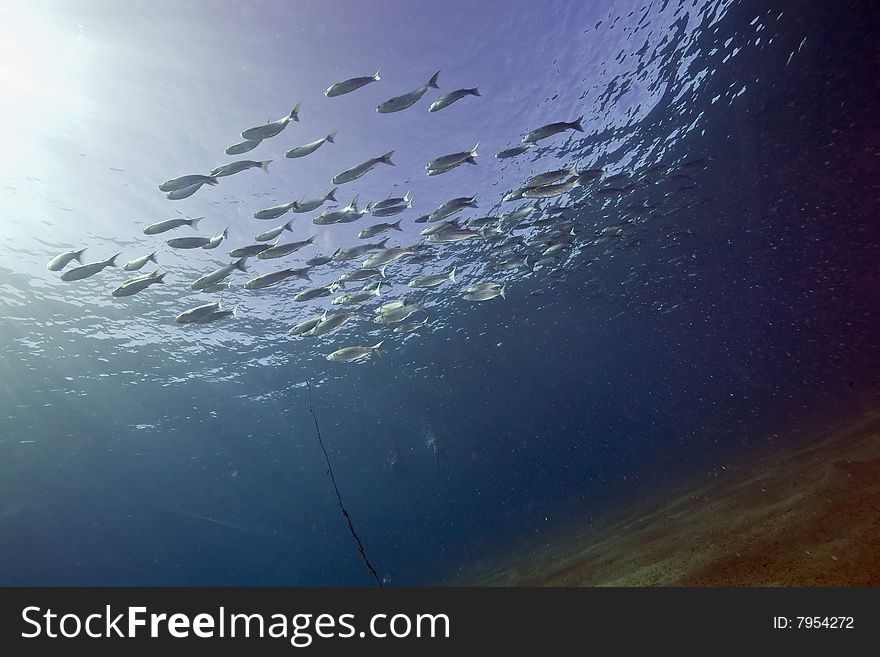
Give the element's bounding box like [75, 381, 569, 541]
[471, 413, 880, 586]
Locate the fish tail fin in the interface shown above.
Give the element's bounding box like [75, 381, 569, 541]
[149, 250, 159, 263]
[470, 86, 481, 96]
[259, 160, 272, 172]
[571, 162, 579, 177]
[378, 237, 389, 249]
[326, 131, 338, 144]
[307, 233, 317, 244]
[348, 194, 360, 210]
[190, 216, 204, 230]
[299, 268, 312, 281]
[391, 219, 403, 231]
[379, 151, 395, 166]
[154, 271, 167, 284]
[372, 340, 384, 352]
[325, 188, 338, 202]
[373, 68, 381, 81]
[465, 156, 477, 165]
[107, 253, 121, 267]
[572, 116, 584, 132]
[289, 102, 301, 122]
[471, 142, 479, 157]
[468, 195, 479, 207]
[403, 191, 412, 204]
[206, 176, 220, 186]
[232, 305, 239, 318]
[374, 283, 381, 297]
[380, 265, 387, 278]
[235, 257, 249, 272]
[221, 226, 230, 238]
[74, 248, 87, 262]
[428, 70, 440, 88]
[449, 267, 456, 283]
[500, 286, 506, 299]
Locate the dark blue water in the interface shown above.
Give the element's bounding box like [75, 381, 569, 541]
[0, 0, 878, 585]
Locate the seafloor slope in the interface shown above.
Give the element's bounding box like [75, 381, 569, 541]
[472, 413, 880, 586]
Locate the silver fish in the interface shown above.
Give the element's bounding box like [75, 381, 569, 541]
[371, 191, 411, 211]
[158, 174, 218, 193]
[408, 267, 456, 288]
[523, 164, 579, 189]
[332, 285, 381, 305]
[426, 143, 478, 173]
[334, 239, 389, 262]
[463, 282, 505, 301]
[522, 116, 584, 143]
[306, 307, 362, 337]
[203, 227, 229, 250]
[167, 236, 211, 249]
[175, 301, 221, 324]
[428, 86, 480, 112]
[285, 132, 337, 159]
[358, 220, 403, 239]
[313, 196, 369, 225]
[241, 104, 300, 140]
[209, 160, 271, 178]
[502, 188, 528, 202]
[428, 196, 478, 222]
[228, 243, 271, 258]
[59, 254, 120, 282]
[254, 220, 294, 242]
[468, 216, 499, 229]
[425, 228, 482, 243]
[243, 267, 311, 290]
[306, 254, 333, 267]
[225, 138, 261, 155]
[522, 177, 581, 199]
[293, 283, 340, 302]
[143, 216, 202, 235]
[254, 201, 297, 221]
[499, 203, 539, 223]
[332, 151, 394, 185]
[257, 235, 316, 259]
[338, 266, 385, 284]
[370, 200, 410, 218]
[326, 341, 383, 363]
[293, 188, 337, 212]
[420, 219, 460, 236]
[288, 313, 324, 336]
[190, 258, 248, 291]
[191, 306, 237, 324]
[165, 181, 212, 200]
[47, 248, 87, 271]
[362, 245, 419, 268]
[325, 69, 381, 97]
[373, 300, 425, 324]
[393, 317, 428, 333]
[377, 71, 440, 113]
[123, 250, 159, 270]
[495, 144, 533, 159]
[413, 215, 430, 224]
[111, 269, 166, 297]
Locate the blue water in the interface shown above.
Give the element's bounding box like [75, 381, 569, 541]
[1, 0, 877, 585]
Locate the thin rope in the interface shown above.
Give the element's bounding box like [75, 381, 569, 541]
[306, 380, 383, 587]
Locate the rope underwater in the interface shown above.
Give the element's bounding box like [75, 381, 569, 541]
[306, 380, 383, 587]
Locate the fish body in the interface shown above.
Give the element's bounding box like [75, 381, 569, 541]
[257, 235, 316, 259]
[253, 201, 297, 221]
[523, 164, 579, 189]
[111, 269, 166, 297]
[332, 152, 394, 185]
[285, 132, 337, 159]
[370, 201, 410, 218]
[522, 177, 580, 199]
[47, 248, 87, 271]
[293, 283, 340, 302]
[334, 239, 389, 261]
[144, 216, 202, 235]
[332, 285, 381, 305]
[370, 191, 411, 211]
[59, 254, 119, 281]
[228, 243, 271, 258]
[158, 174, 217, 192]
[175, 301, 221, 324]
[191, 258, 248, 290]
[325, 70, 381, 97]
[420, 219, 460, 236]
[377, 71, 439, 113]
[293, 189, 337, 212]
[393, 318, 428, 333]
[522, 116, 584, 143]
[326, 341, 383, 362]
[254, 220, 294, 242]
[288, 314, 324, 336]
[500, 203, 539, 223]
[191, 307, 237, 324]
[408, 267, 456, 288]
[306, 308, 361, 337]
[358, 220, 403, 239]
[362, 245, 418, 268]
[165, 182, 210, 200]
[243, 267, 310, 290]
[167, 236, 211, 249]
[463, 282, 505, 301]
[495, 144, 532, 159]
[428, 195, 478, 222]
[306, 254, 333, 267]
[123, 250, 159, 270]
[209, 160, 271, 178]
[373, 300, 425, 324]
[225, 138, 261, 155]
[428, 86, 480, 112]
[425, 228, 481, 243]
[241, 104, 300, 140]
[201, 226, 228, 250]
[426, 143, 478, 172]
